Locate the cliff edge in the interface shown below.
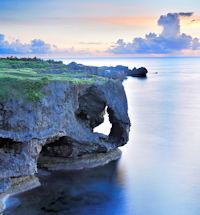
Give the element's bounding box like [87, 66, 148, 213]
[0, 58, 130, 196]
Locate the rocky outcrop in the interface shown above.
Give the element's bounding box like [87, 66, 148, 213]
[99, 65, 128, 79]
[55, 62, 148, 79]
[99, 66, 148, 79]
[125, 67, 148, 77]
[0, 80, 130, 191]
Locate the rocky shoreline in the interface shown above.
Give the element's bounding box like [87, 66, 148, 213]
[0, 175, 40, 212]
[0, 148, 122, 213]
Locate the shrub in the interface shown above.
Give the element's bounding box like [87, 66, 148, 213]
[89, 75, 97, 78]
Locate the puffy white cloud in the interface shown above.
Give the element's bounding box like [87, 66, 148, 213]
[158, 12, 193, 37]
[30, 39, 51, 54]
[0, 35, 93, 56]
[0, 34, 22, 54]
[0, 35, 51, 54]
[108, 12, 199, 55]
[192, 38, 200, 50]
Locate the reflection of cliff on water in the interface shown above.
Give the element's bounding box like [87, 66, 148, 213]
[4, 160, 124, 215]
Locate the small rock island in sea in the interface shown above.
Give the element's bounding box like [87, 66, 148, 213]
[0, 57, 147, 211]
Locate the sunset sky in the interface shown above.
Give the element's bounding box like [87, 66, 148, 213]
[0, 0, 200, 57]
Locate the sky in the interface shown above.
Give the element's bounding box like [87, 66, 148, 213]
[0, 0, 200, 57]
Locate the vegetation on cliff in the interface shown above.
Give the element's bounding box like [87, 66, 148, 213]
[0, 57, 106, 102]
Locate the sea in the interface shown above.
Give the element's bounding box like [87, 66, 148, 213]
[3, 57, 200, 215]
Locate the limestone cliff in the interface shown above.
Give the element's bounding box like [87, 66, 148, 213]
[0, 80, 130, 183]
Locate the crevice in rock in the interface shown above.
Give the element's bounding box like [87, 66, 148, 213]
[76, 111, 88, 121]
[0, 137, 23, 155]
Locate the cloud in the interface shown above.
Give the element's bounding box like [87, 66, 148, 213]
[108, 12, 200, 55]
[179, 12, 193, 17]
[191, 19, 200, 23]
[30, 39, 51, 54]
[0, 34, 51, 54]
[192, 38, 200, 50]
[158, 12, 193, 37]
[0, 34, 16, 54]
[158, 13, 180, 37]
[0, 33, 95, 56]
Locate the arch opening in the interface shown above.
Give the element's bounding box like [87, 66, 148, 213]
[93, 106, 112, 136]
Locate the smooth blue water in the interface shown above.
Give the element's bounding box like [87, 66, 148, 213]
[4, 57, 200, 215]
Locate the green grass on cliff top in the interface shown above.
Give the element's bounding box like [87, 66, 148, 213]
[0, 58, 106, 102]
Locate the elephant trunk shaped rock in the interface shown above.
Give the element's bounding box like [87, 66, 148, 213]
[0, 80, 130, 188]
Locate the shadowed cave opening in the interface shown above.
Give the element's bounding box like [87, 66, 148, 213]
[38, 135, 108, 161]
[39, 137, 74, 158]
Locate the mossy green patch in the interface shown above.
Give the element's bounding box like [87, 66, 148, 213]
[0, 58, 109, 103]
[0, 69, 97, 104]
[88, 75, 97, 78]
[0, 71, 48, 102]
[0, 68, 96, 102]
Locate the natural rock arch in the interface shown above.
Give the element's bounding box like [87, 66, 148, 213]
[0, 80, 130, 185]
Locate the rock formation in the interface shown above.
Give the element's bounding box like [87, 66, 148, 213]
[0, 80, 130, 193]
[54, 61, 148, 79]
[125, 67, 148, 77]
[99, 65, 148, 79]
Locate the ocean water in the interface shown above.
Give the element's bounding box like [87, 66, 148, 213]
[4, 57, 200, 215]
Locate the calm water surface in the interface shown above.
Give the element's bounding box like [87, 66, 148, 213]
[4, 57, 200, 215]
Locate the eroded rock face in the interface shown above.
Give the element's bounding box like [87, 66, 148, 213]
[0, 80, 130, 183]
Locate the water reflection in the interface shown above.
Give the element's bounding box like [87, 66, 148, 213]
[4, 160, 125, 215]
